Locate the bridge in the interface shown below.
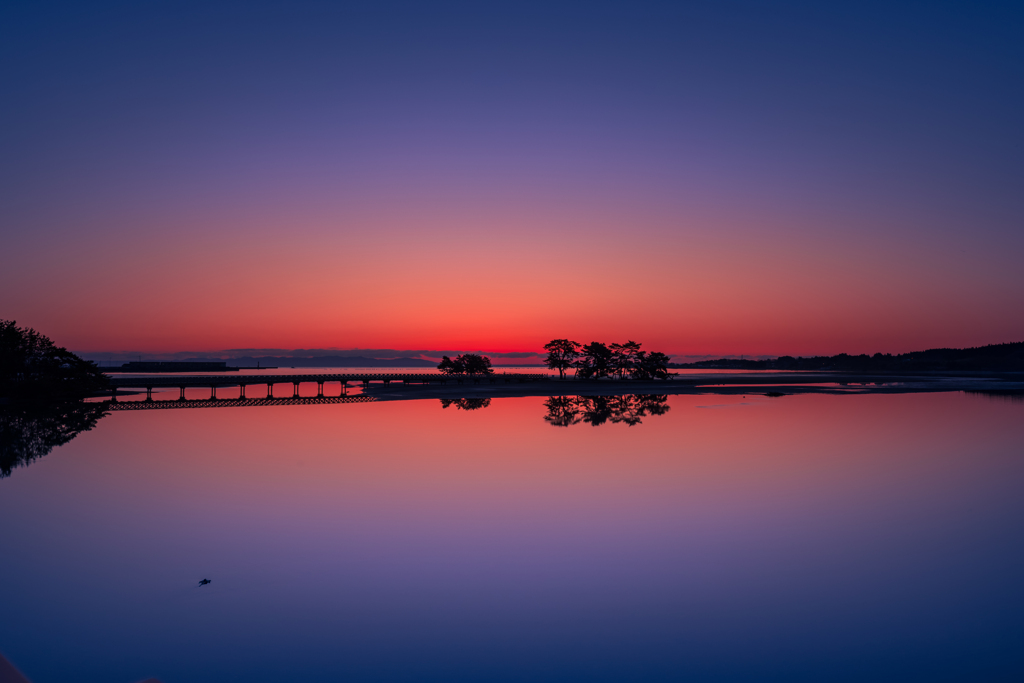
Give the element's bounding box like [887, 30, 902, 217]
[102, 394, 378, 410]
[106, 372, 548, 400]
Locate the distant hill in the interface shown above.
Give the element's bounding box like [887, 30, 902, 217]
[184, 355, 437, 368]
[670, 342, 1024, 372]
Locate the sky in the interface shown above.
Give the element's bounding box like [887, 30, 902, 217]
[2, 0, 1023, 358]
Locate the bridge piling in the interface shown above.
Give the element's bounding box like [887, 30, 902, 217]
[239, 384, 246, 399]
[317, 381, 324, 397]
[179, 386, 186, 400]
[292, 382, 300, 398]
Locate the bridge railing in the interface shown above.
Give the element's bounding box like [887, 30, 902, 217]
[108, 372, 549, 388]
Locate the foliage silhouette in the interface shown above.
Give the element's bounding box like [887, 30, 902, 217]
[564, 339, 670, 380]
[543, 339, 581, 379]
[0, 399, 109, 477]
[609, 341, 642, 378]
[576, 342, 613, 379]
[543, 394, 671, 427]
[1, 320, 108, 398]
[437, 354, 494, 375]
[633, 351, 672, 380]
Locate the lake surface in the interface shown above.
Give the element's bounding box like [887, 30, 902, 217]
[2, 391, 1023, 682]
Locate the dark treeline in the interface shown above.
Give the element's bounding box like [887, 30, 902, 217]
[1, 321, 109, 398]
[672, 342, 1024, 372]
[544, 340, 671, 380]
[437, 354, 494, 375]
[544, 394, 671, 427]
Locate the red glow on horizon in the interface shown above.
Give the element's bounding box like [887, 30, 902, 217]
[5, 203, 1022, 357]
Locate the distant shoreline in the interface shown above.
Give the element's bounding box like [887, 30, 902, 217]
[670, 341, 1024, 372]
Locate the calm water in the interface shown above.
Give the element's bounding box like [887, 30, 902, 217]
[2, 391, 1023, 682]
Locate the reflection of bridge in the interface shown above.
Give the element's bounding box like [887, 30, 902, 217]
[102, 395, 378, 411]
[107, 372, 546, 400]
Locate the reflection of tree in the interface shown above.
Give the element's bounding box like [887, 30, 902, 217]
[440, 398, 492, 411]
[543, 396, 581, 427]
[543, 395, 670, 427]
[578, 396, 615, 426]
[1, 400, 108, 478]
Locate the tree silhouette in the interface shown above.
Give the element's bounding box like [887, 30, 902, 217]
[461, 354, 494, 375]
[632, 351, 671, 380]
[559, 339, 672, 380]
[576, 342, 613, 379]
[610, 341, 643, 379]
[1, 320, 108, 398]
[543, 339, 581, 379]
[437, 356, 460, 375]
[437, 354, 494, 376]
[608, 342, 672, 379]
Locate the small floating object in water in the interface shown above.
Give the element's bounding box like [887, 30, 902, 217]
[765, 391, 785, 397]
[198, 578, 211, 586]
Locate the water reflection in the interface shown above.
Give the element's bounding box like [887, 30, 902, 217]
[0, 400, 108, 478]
[964, 390, 1024, 403]
[2, 392, 673, 478]
[439, 398, 492, 410]
[2, 392, 1024, 682]
[544, 394, 671, 427]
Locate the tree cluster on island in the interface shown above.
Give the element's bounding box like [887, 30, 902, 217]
[543, 339, 672, 380]
[436, 353, 494, 375]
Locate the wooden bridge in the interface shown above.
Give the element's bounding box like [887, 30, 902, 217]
[106, 372, 548, 400]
